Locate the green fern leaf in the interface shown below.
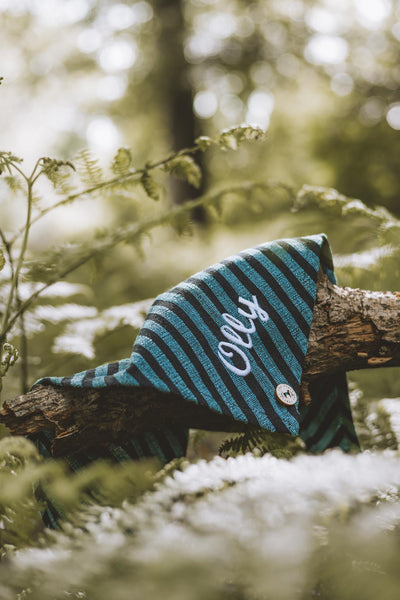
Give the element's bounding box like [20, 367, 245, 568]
[219, 429, 305, 459]
[0, 248, 4, 272]
[218, 132, 238, 151]
[195, 136, 213, 151]
[170, 210, 192, 236]
[111, 147, 133, 176]
[217, 125, 265, 151]
[3, 175, 24, 193]
[0, 151, 23, 175]
[41, 157, 75, 188]
[76, 149, 104, 187]
[163, 155, 202, 189]
[54, 170, 77, 197]
[141, 172, 163, 201]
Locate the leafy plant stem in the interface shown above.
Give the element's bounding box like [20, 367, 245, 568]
[0, 228, 29, 393]
[9, 145, 202, 245]
[1, 179, 290, 340]
[18, 312, 28, 393]
[0, 229, 9, 253]
[0, 178, 34, 346]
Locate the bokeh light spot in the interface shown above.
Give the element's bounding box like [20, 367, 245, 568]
[77, 28, 102, 54]
[386, 104, 400, 130]
[193, 90, 218, 118]
[131, 1, 153, 24]
[306, 7, 342, 35]
[98, 40, 137, 72]
[246, 90, 274, 128]
[86, 116, 121, 150]
[105, 1, 153, 29]
[106, 4, 136, 30]
[354, 0, 392, 29]
[97, 75, 127, 101]
[305, 34, 348, 65]
[207, 13, 236, 38]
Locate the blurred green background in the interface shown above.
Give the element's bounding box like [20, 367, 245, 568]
[3, 5, 400, 589]
[1, 0, 400, 417]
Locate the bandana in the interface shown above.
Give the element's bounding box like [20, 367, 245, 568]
[31, 233, 359, 527]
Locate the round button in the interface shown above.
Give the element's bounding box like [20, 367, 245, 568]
[275, 384, 297, 406]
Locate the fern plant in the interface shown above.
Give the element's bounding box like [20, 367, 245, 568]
[0, 126, 265, 396]
[219, 428, 306, 459]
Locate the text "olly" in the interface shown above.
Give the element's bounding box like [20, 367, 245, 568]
[217, 295, 269, 376]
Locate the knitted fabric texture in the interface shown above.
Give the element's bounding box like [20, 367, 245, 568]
[32, 233, 359, 526]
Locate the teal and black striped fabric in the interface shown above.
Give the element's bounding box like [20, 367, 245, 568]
[32, 233, 359, 526]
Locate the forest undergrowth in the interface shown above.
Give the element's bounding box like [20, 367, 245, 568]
[1, 129, 400, 598]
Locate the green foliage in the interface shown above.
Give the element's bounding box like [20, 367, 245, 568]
[295, 185, 399, 234]
[3, 451, 400, 599]
[2, 3, 400, 595]
[76, 149, 104, 187]
[195, 126, 264, 153]
[0, 435, 159, 553]
[111, 148, 133, 177]
[140, 172, 163, 201]
[0, 343, 19, 383]
[0, 151, 23, 175]
[40, 158, 75, 184]
[217, 125, 265, 151]
[0, 136, 400, 598]
[194, 135, 213, 151]
[0, 437, 55, 552]
[219, 428, 305, 459]
[0, 128, 266, 395]
[162, 154, 202, 189]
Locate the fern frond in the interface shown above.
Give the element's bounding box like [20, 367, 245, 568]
[162, 155, 202, 189]
[194, 136, 213, 151]
[111, 147, 133, 176]
[216, 125, 265, 151]
[3, 175, 24, 193]
[0, 151, 23, 176]
[141, 172, 163, 201]
[296, 185, 399, 227]
[219, 429, 305, 459]
[54, 170, 78, 197]
[75, 149, 104, 187]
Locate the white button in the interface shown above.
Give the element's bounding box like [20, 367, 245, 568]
[275, 384, 297, 406]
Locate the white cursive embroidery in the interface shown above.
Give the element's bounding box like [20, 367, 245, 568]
[217, 295, 269, 376]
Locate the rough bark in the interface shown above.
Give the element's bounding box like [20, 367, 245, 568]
[304, 273, 400, 378]
[1, 273, 400, 456]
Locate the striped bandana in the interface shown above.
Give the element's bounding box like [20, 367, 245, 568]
[32, 233, 359, 526]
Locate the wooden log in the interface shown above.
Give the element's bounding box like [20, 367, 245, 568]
[1, 272, 400, 456]
[304, 272, 400, 378]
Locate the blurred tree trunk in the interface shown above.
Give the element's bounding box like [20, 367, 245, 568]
[154, 0, 206, 222]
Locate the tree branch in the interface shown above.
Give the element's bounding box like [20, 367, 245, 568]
[304, 272, 400, 378]
[1, 273, 400, 457]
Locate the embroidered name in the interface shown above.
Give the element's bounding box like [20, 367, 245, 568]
[217, 295, 269, 376]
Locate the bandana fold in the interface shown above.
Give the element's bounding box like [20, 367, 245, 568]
[31, 233, 359, 526]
